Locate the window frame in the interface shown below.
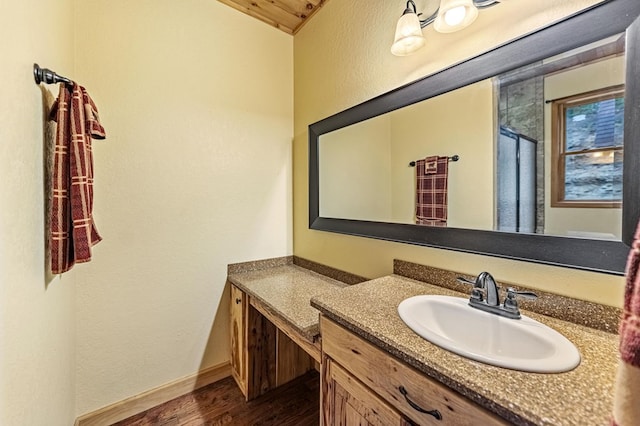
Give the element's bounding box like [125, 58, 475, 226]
[550, 84, 625, 208]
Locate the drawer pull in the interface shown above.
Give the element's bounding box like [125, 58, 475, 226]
[235, 298, 242, 304]
[399, 386, 442, 420]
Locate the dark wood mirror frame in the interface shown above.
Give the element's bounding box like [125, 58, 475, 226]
[309, 0, 640, 275]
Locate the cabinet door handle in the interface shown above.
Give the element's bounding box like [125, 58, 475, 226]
[399, 386, 442, 420]
[235, 298, 242, 304]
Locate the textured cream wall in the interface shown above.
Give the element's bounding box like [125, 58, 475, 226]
[389, 79, 494, 228]
[0, 0, 77, 425]
[320, 115, 392, 221]
[293, 0, 624, 307]
[318, 78, 493, 228]
[73, 0, 293, 415]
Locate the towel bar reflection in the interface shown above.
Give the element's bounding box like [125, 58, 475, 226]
[33, 63, 74, 86]
[409, 155, 459, 167]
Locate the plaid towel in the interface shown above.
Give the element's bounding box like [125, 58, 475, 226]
[415, 156, 448, 227]
[612, 221, 640, 425]
[49, 84, 106, 274]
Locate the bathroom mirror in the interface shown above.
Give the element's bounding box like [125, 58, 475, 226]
[309, 0, 640, 275]
[319, 35, 625, 238]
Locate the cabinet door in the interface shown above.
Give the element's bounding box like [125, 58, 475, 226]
[322, 317, 508, 426]
[323, 357, 412, 426]
[230, 283, 247, 395]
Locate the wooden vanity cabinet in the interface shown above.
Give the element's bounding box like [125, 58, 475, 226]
[321, 316, 509, 426]
[230, 283, 247, 395]
[229, 282, 316, 401]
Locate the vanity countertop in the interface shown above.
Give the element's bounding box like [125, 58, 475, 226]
[228, 264, 347, 341]
[311, 274, 619, 426]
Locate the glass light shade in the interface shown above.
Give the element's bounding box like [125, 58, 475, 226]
[433, 0, 479, 33]
[391, 13, 426, 56]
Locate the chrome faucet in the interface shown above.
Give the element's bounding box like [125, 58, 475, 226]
[457, 272, 537, 319]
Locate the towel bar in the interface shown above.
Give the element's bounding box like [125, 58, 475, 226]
[409, 155, 459, 167]
[33, 63, 73, 86]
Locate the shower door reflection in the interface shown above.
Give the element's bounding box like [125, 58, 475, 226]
[496, 127, 537, 234]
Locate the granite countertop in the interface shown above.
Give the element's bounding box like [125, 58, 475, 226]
[311, 274, 619, 426]
[228, 264, 348, 341]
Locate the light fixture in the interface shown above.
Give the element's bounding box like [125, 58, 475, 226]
[391, 0, 500, 56]
[434, 0, 478, 33]
[391, 1, 434, 56]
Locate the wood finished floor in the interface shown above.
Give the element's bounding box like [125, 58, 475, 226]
[113, 371, 320, 426]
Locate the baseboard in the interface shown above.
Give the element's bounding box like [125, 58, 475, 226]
[75, 361, 232, 426]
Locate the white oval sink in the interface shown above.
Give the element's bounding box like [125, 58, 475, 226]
[398, 295, 580, 373]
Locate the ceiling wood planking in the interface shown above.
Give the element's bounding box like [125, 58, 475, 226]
[217, 0, 326, 34]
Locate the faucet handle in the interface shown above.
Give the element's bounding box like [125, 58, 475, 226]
[503, 287, 537, 318]
[456, 276, 484, 302]
[506, 288, 538, 300]
[456, 276, 478, 286]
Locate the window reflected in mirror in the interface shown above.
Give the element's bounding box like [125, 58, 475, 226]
[550, 85, 624, 206]
[497, 33, 624, 239]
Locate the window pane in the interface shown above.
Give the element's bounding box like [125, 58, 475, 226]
[565, 97, 624, 152]
[564, 150, 623, 201]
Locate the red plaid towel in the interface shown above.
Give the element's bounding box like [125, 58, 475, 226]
[612, 221, 640, 425]
[49, 84, 106, 274]
[415, 156, 448, 227]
